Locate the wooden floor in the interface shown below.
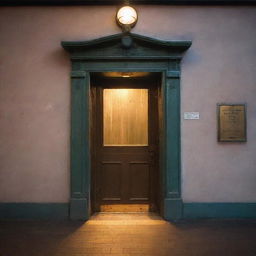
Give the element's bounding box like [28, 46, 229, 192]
[1, 213, 256, 256]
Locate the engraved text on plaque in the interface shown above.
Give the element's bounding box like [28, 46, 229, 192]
[218, 104, 246, 142]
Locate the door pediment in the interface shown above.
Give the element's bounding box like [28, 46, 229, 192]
[61, 33, 192, 60]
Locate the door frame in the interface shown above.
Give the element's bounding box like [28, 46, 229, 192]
[61, 33, 192, 221]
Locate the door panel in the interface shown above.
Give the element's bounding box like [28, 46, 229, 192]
[129, 162, 150, 200]
[101, 162, 122, 201]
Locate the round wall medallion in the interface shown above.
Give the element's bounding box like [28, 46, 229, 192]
[121, 35, 133, 48]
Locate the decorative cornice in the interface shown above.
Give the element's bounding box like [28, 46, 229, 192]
[70, 56, 182, 61]
[1, 0, 256, 5]
[62, 33, 192, 53]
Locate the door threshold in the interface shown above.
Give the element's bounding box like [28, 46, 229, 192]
[100, 204, 149, 212]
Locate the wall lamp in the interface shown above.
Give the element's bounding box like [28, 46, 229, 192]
[116, 5, 138, 32]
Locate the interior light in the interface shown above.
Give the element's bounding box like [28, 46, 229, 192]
[116, 6, 138, 31]
[121, 72, 131, 77]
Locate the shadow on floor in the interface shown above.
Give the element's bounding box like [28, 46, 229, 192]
[1, 213, 256, 256]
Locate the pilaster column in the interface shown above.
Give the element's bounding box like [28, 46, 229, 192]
[164, 69, 183, 220]
[70, 71, 90, 220]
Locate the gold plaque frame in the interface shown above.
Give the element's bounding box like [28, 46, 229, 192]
[217, 103, 247, 142]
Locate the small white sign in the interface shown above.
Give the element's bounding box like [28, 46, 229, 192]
[184, 112, 200, 120]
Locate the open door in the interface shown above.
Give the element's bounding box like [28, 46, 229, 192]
[91, 72, 160, 212]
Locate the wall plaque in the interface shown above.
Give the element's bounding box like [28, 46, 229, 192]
[217, 104, 246, 142]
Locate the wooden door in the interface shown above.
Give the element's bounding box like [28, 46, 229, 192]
[92, 75, 159, 212]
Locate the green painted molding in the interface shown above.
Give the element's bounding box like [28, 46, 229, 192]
[71, 73, 89, 199]
[184, 203, 256, 219]
[71, 71, 87, 78]
[70, 70, 90, 220]
[62, 33, 192, 63]
[164, 198, 183, 220]
[70, 198, 89, 220]
[1, 0, 256, 5]
[0, 203, 69, 220]
[62, 33, 192, 52]
[62, 33, 191, 221]
[1, 202, 255, 220]
[166, 71, 180, 78]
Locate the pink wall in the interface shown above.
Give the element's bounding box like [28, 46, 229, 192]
[0, 6, 255, 203]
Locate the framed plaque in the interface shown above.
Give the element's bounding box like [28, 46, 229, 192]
[217, 104, 246, 142]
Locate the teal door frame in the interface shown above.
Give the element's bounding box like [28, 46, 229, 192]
[62, 33, 191, 221]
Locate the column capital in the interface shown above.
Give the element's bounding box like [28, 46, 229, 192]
[166, 71, 180, 78]
[71, 71, 87, 78]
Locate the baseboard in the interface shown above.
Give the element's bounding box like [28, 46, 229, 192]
[1, 202, 255, 220]
[164, 198, 183, 221]
[0, 203, 69, 220]
[70, 198, 89, 220]
[183, 202, 256, 219]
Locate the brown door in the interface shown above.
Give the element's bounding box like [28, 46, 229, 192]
[92, 74, 159, 212]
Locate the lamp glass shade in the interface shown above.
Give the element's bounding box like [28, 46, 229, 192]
[117, 6, 137, 26]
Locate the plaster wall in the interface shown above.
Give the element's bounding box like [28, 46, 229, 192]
[0, 6, 255, 203]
